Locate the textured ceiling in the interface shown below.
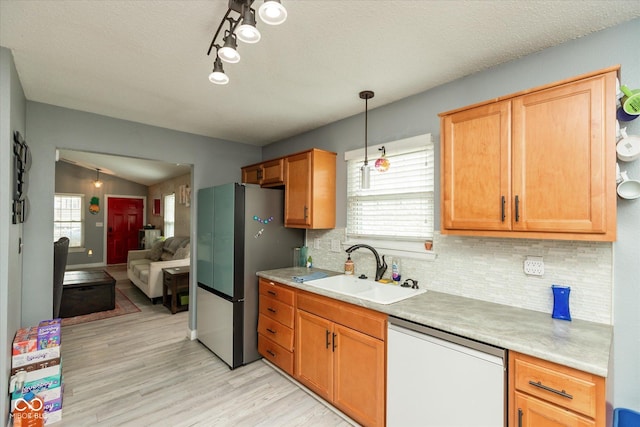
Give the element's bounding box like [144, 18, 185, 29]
[2, 0, 640, 149]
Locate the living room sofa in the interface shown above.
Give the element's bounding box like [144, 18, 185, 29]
[127, 236, 190, 300]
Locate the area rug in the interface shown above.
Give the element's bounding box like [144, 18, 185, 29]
[61, 288, 141, 326]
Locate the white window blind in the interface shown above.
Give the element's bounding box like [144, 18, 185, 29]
[346, 135, 435, 243]
[54, 194, 84, 247]
[164, 194, 175, 238]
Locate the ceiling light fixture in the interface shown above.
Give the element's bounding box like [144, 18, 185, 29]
[259, 0, 287, 26]
[359, 90, 374, 190]
[206, 0, 287, 85]
[94, 168, 103, 188]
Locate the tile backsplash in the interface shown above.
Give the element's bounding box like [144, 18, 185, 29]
[307, 228, 613, 324]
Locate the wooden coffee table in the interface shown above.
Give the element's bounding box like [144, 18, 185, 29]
[59, 270, 116, 318]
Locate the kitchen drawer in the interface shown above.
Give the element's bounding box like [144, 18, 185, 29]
[259, 334, 294, 375]
[259, 294, 294, 328]
[259, 278, 295, 306]
[258, 314, 294, 350]
[513, 353, 601, 419]
[297, 290, 386, 340]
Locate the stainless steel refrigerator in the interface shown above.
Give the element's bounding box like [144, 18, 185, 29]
[196, 183, 304, 369]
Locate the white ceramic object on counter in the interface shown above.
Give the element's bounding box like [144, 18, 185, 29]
[616, 129, 640, 162]
[617, 171, 640, 200]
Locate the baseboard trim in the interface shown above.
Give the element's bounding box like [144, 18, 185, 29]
[188, 328, 197, 340]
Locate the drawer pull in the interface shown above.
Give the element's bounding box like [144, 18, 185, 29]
[267, 307, 277, 313]
[528, 380, 573, 399]
[267, 290, 277, 296]
[518, 408, 523, 427]
[266, 349, 276, 357]
[266, 328, 277, 334]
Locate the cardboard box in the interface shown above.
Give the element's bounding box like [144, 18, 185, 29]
[37, 320, 61, 350]
[11, 358, 61, 376]
[11, 374, 62, 400]
[12, 394, 45, 427]
[12, 347, 61, 369]
[13, 327, 38, 355]
[11, 385, 62, 412]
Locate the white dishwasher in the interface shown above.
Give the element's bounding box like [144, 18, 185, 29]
[387, 317, 506, 427]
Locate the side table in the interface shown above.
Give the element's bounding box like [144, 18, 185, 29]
[162, 266, 190, 314]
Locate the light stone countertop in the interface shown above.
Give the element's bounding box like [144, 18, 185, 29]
[257, 267, 612, 377]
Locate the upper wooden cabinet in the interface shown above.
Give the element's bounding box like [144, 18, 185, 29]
[241, 158, 284, 187]
[241, 148, 336, 229]
[440, 67, 618, 241]
[284, 149, 336, 229]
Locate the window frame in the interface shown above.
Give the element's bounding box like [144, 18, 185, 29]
[164, 193, 176, 238]
[53, 193, 85, 250]
[344, 134, 436, 260]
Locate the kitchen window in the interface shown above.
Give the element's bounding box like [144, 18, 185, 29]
[164, 193, 175, 238]
[345, 134, 434, 257]
[53, 194, 84, 248]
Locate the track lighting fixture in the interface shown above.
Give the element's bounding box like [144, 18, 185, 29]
[359, 90, 374, 189]
[206, 0, 287, 85]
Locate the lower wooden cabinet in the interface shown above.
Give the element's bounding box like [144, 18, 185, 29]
[509, 351, 605, 427]
[295, 291, 386, 427]
[257, 278, 295, 376]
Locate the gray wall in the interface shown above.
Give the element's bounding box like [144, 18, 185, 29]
[55, 161, 150, 266]
[0, 47, 26, 426]
[264, 19, 640, 410]
[24, 102, 262, 331]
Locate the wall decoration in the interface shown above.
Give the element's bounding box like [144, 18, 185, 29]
[89, 197, 100, 214]
[178, 184, 192, 206]
[12, 131, 30, 224]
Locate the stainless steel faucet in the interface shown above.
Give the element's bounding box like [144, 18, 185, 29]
[345, 244, 387, 281]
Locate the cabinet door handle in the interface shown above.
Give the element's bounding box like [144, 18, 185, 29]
[332, 333, 337, 352]
[266, 328, 276, 334]
[267, 307, 277, 313]
[325, 330, 331, 349]
[304, 206, 308, 220]
[267, 290, 276, 296]
[266, 349, 276, 357]
[501, 196, 506, 222]
[518, 408, 523, 427]
[528, 380, 573, 399]
[515, 195, 520, 222]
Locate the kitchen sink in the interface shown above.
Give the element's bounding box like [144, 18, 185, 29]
[306, 274, 426, 304]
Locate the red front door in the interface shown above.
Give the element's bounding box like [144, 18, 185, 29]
[107, 197, 144, 264]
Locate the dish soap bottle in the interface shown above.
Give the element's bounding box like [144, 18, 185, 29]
[306, 255, 313, 268]
[344, 255, 354, 275]
[391, 258, 401, 284]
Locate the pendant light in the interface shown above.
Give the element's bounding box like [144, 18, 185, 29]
[93, 168, 103, 188]
[359, 90, 374, 189]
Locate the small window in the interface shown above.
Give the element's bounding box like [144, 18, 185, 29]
[164, 193, 175, 238]
[54, 194, 84, 247]
[345, 134, 435, 255]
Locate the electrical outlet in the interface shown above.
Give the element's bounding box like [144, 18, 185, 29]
[524, 256, 544, 276]
[330, 239, 341, 253]
[314, 238, 321, 250]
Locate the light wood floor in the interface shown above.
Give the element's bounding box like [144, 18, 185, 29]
[59, 265, 353, 426]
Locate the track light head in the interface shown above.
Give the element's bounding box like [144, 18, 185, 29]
[209, 56, 229, 85]
[237, 7, 261, 43]
[219, 31, 241, 63]
[259, 0, 287, 25]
